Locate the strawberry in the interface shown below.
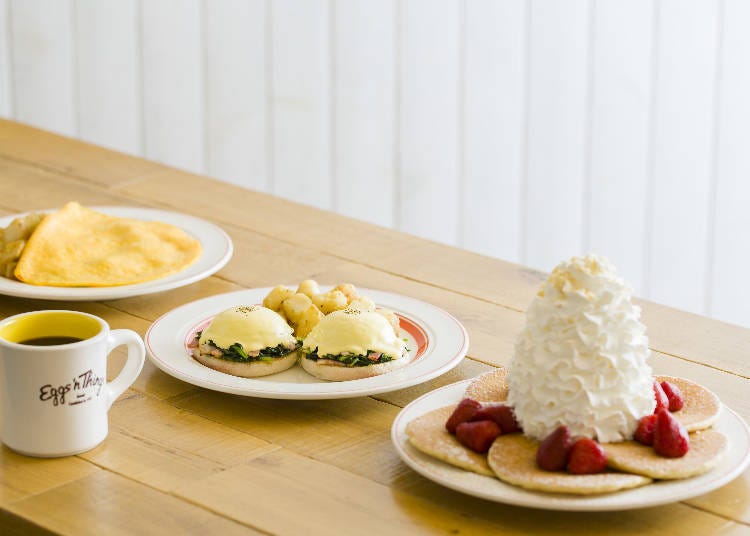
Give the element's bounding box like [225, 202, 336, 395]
[653, 380, 670, 412]
[567, 438, 607, 474]
[536, 426, 572, 471]
[634, 414, 657, 446]
[470, 404, 521, 434]
[660, 381, 685, 412]
[445, 398, 482, 434]
[455, 420, 501, 453]
[653, 408, 689, 457]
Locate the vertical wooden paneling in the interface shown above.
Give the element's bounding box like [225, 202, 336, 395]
[587, 1, 652, 292]
[0, 0, 12, 117]
[9, 0, 75, 136]
[5, 0, 750, 326]
[333, 0, 395, 228]
[462, 0, 525, 262]
[270, 0, 331, 210]
[523, 0, 590, 271]
[141, 0, 204, 173]
[399, 0, 461, 245]
[75, 0, 140, 155]
[710, 0, 749, 327]
[646, 0, 719, 314]
[205, 0, 267, 191]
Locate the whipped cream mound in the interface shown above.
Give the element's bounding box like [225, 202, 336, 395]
[507, 254, 655, 443]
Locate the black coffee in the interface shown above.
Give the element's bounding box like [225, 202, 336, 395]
[18, 336, 84, 346]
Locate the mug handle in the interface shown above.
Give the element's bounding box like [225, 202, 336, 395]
[105, 329, 146, 410]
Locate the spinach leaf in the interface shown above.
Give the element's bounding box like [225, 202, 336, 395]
[302, 348, 396, 367]
[207, 340, 301, 363]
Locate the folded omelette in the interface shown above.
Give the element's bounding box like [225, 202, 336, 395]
[14, 202, 202, 287]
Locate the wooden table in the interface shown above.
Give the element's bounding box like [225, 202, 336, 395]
[0, 119, 748, 535]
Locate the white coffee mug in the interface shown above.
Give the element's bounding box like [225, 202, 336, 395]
[0, 310, 145, 457]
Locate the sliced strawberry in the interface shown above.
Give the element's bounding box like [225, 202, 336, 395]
[660, 381, 685, 412]
[445, 398, 482, 434]
[634, 414, 658, 446]
[653, 408, 689, 457]
[567, 438, 607, 474]
[653, 380, 670, 412]
[536, 426, 572, 472]
[455, 420, 501, 453]
[470, 404, 521, 434]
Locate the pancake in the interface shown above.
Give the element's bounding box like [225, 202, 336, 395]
[654, 376, 722, 432]
[408, 371, 729, 496]
[14, 202, 202, 287]
[406, 406, 494, 477]
[487, 434, 652, 495]
[464, 367, 509, 403]
[604, 429, 728, 479]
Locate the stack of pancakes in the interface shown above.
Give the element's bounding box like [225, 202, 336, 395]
[407, 368, 727, 495]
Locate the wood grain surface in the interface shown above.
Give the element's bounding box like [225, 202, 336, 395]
[0, 119, 748, 534]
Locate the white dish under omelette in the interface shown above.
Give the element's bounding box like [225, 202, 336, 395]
[0, 206, 232, 301]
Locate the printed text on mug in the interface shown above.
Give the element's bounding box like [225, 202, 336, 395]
[39, 369, 104, 406]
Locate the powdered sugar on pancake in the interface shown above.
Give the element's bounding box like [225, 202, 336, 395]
[605, 429, 728, 479]
[488, 435, 651, 495]
[406, 406, 493, 476]
[464, 368, 509, 403]
[655, 376, 722, 432]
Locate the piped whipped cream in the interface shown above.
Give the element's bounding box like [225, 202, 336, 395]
[508, 254, 655, 443]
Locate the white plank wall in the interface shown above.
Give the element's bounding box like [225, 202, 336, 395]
[270, 0, 331, 210]
[205, 0, 267, 191]
[710, 0, 750, 325]
[462, 0, 524, 261]
[75, 0, 140, 155]
[141, 0, 205, 173]
[523, 0, 589, 270]
[399, 0, 460, 244]
[2, 0, 749, 329]
[0, 0, 11, 117]
[9, 0, 75, 136]
[587, 0, 652, 293]
[646, 0, 719, 315]
[333, 0, 395, 228]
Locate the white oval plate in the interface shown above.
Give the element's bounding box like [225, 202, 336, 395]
[392, 380, 750, 511]
[0, 206, 233, 301]
[145, 288, 469, 399]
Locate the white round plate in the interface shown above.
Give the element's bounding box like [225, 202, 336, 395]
[0, 206, 233, 301]
[145, 288, 468, 399]
[392, 380, 750, 511]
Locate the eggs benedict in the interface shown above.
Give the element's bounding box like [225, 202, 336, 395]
[300, 308, 410, 381]
[190, 305, 300, 377]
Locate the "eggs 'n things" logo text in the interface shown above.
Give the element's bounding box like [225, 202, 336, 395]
[39, 369, 104, 407]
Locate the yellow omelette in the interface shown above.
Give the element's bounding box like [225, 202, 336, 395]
[14, 202, 202, 287]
